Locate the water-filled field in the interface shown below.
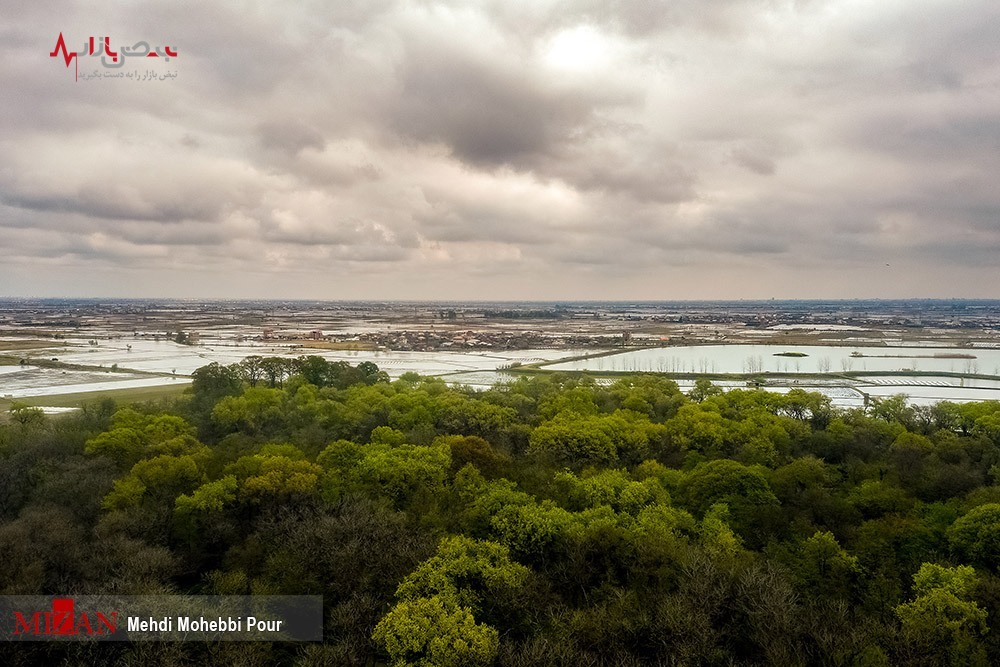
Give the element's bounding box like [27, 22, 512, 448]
[544, 344, 1000, 376]
[41, 337, 592, 375]
[0, 337, 596, 400]
[5, 337, 1000, 408]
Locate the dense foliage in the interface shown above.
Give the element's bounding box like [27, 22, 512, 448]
[2, 356, 1000, 665]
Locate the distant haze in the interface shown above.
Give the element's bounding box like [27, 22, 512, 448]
[2, 1, 999, 299]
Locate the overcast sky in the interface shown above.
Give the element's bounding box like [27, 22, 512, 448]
[2, 0, 998, 299]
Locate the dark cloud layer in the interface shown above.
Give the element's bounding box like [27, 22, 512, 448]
[1, 0, 998, 299]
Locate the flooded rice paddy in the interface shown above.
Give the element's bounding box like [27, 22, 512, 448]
[0, 336, 592, 401]
[4, 338, 1000, 409]
[545, 344, 1000, 376]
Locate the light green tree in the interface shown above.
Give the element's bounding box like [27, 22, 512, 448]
[225, 454, 323, 501]
[102, 454, 203, 510]
[699, 503, 743, 560]
[396, 536, 529, 612]
[678, 459, 778, 518]
[84, 427, 144, 467]
[796, 531, 859, 600]
[896, 563, 989, 665]
[353, 443, 450, 508]
[948, 503, 1000, 570]
[372, 594, 498, 667]
[689, 378, 722, 403]
[373, 536, 526, 666]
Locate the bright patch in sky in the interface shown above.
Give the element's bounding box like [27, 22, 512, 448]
[544, 26, 610, 71]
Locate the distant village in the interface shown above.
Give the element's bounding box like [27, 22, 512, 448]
[252, 327, 637, 352]
[2, 299, 999, 353]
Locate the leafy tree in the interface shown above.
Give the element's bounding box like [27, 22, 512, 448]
[316, 439, 363, 470]
[103, 454, 202, 510]
[678, 459, 778, 518]
[438, 435, 510, 477]
[795, 531, 859, 600]
[662, 403, 731, 460]
[870, 394, 915, 428]
[896, 563, 989, 665]
[225, 453, 323, 502]
[490, 501, 573, 564]
[553, 468, 667, 515]
[353, 444, 450, 508]
[372, 536, 524, 666]
[775, 388, 833, 429]
[850, 479, 915, 520]
[85, 427, 145, 467]
[175, 476, 238, 517]
[689, 378, 722, 404]
[371, 426, 408, 447]
[699, 503, 744, 560]
[435, 395, 517, 442]
[294, 355, 335, 387]
[528, 411, 662, 467]
[395, 536, 529, 618]
[237, 355, 264, 387]
[537, 386, 600, 419]
[357, 360, 389, 385]
[372, 594, 498, 667]
[890, 431, 934, 492]
[528, 412, 616, 465]
[142, 414, 197, 443]
[212, 388, 285, 435]
[8, 404, 45, 427]
[948, 503, 1000, 570]
[259, 356, 294, 388]
[190, 362, 243, 411]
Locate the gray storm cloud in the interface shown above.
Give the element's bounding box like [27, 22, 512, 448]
[1, 0, 998, 299]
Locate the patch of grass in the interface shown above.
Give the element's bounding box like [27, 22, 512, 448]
[0, 382, 190, 413]
[0, 340, 66, 352]
[0, 355, 172, 376]
[773, 351, 809, 357]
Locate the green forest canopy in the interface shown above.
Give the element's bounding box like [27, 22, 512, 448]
[2, 355, 1000, 665]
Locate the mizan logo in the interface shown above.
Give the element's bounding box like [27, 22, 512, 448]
[13, 598, 118, 637]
